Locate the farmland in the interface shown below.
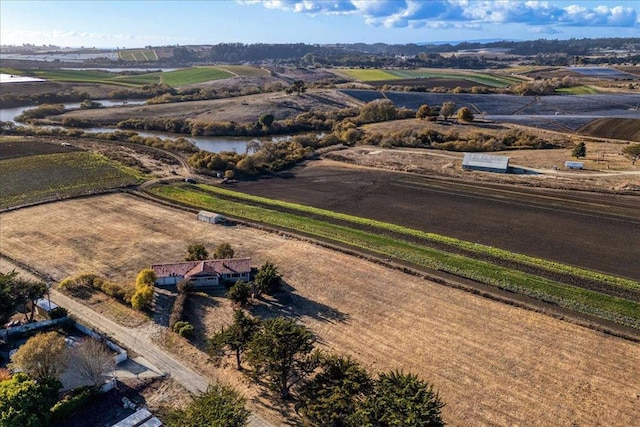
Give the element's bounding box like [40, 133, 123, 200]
[160, 67, 235, 86]
[21, 67, 236, 88]
[1, 194, 639, 425]
[336, 68, 521, 87]
[0, 139, 143, 209]
[341, 89, 640, 132]
[118, 48, 159, 62]
[146, 181, 640, 330]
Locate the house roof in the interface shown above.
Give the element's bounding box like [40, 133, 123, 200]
[462, 153, 510, 170]
[152, 258, 251, 279]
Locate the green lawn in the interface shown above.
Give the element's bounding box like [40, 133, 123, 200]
[160, 67, 235, 86]
[147, 183, 640, 329]
[0, 152, 144, 209]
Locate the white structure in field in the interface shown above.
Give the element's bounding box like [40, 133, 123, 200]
[564, 161, 584, 169]
[197, 210, 226, 224]
[462, 153, 510, 173]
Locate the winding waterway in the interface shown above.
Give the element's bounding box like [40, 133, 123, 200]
[0, 100, 274, 153]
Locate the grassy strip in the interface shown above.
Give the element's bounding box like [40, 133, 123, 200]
[194, 184, 640, 292]
[148, 184, 640, 328]
[556, 86, 600, 94]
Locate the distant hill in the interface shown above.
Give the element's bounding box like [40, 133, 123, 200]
[579, 118, 640, 142]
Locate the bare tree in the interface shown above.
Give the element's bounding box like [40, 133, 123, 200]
[68, 338, 115, 387]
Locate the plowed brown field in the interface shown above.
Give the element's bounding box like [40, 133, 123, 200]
[1, 194, 639, 426]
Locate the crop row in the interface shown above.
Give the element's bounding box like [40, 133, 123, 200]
[147, 184, 640, 329]
[192, 183, 640, 292]
[0, 152, 143, 209]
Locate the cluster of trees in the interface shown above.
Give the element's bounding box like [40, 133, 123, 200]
[226, 261, 282, 306]
[359, 122, 558, 152]
[207, 311, 445, 425]
[0, 121, 198, 153]
[622, 143, 640, 165]
[60, 273, 131, 304]
[0, 89, 92, 109]
[113, 38, 639, 68]
[2, 331, 114, 426]
[0, 271, 49, 325]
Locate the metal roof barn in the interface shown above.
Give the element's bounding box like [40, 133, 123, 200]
[462, 153, 510, 173]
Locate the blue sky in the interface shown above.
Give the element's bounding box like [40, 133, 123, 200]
[1, 1, 639, 48]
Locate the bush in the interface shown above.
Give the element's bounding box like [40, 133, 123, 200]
[49, 386, 97, 423]
[169, 282, 190, 329]
[173, 321, 194, 338]
[49, 307, 68, 319]
[226, 281, 251, 306]
[131, 285, 154, 311]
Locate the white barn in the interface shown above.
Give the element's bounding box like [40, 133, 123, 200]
[152, 258, 251, 289]
[197, 210, 226, 224]
[462, 153, 510, 173]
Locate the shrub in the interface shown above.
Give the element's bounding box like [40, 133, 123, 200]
[49, 386, 97, 423]
[49, 307, 68, 319]
[131, 285, 154, 311]
[173, 321, 194, 338]
[169, 281, 190, 329]
[135, 269, 157, 289]
[226, 281, 251, 306]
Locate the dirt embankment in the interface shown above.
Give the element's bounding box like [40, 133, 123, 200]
[579, 118, 640, 142]
[58, 89, 362, 125]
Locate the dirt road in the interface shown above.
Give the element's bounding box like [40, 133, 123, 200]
[49, 290, 272, 427]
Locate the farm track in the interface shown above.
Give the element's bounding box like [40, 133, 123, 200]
[133, 188, 640, 342]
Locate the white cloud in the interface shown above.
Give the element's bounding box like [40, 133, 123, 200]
[239, 0, 639, 28]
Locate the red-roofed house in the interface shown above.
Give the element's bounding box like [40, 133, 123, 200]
[151, 258, 251, 289]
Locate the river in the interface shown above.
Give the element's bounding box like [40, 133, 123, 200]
[0, 101, 280, 153]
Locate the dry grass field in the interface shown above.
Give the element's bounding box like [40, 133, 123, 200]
[1, 194, 639, 425]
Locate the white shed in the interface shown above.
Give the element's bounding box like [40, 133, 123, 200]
[564, 161, 584, 169]
[462, 153, 510, 173]
[197, 210, 226, 224]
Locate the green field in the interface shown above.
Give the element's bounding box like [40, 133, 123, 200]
[215, 65, 270, 77]
[118, 49, 159, 61]
[160, 67, 234, 86]
[24, 67, 234, 88]
[336, 69, 403, 81]
[337, 68, 521, 87]
[29, 69, 157, 87]
[0, 151, 144, 209]
[556, 85, 600, 94]
[147, 183, 640, 330]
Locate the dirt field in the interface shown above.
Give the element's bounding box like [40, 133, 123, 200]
[1, 194, 639, 425]
[233, 159, 640, 281]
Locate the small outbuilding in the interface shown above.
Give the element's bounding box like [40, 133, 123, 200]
[564, 161, 584, 170]
[462, 153, 510, 173]
[197, 210, 226, 224]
